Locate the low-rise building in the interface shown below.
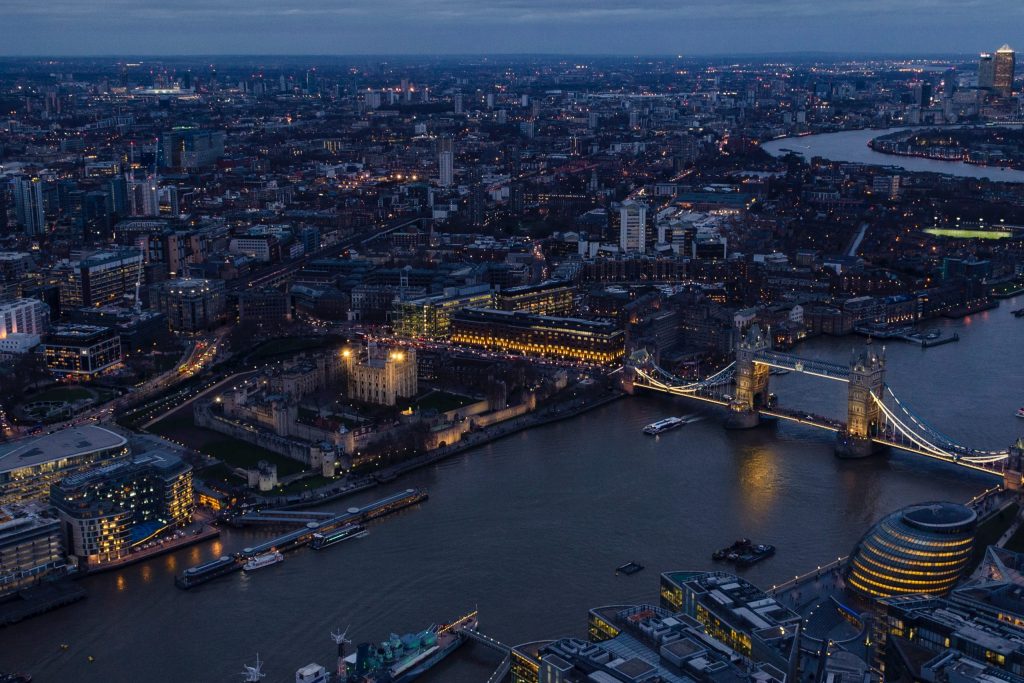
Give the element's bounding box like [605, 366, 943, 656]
[0, 426, 129, 505]
[660, 570, 802, 672]
[392, 285, 495, 340]
[43, 324, 122, 377]
[0, 503, 65, 598]
[450, 308, 625, 364]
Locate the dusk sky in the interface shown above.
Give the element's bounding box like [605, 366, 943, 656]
[2, 0, 1022, 56]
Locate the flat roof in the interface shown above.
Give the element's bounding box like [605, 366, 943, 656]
[0, 425, 127, 474]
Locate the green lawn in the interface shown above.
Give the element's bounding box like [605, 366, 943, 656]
[202, 440, 305, 477]
[149, 412, 305, 477]
[416, 391, 479, 413]
[195, 462, 246, 487]
[275, 475, 338, 494]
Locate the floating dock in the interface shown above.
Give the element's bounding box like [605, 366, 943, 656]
[175, 488, 428, 589]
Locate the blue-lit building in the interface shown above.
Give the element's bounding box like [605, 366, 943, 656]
[50, 450, 193, 569]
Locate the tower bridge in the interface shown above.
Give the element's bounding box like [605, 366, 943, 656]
[624, 324, 1022, 486]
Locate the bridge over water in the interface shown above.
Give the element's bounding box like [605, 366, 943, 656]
[625, 324, 1024, 485]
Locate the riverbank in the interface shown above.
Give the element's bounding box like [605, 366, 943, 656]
[266, 388, 625, 510]
[763, 127, 1024, 183]
[81, 525, 220, 576]
[0, 581, 86, 628]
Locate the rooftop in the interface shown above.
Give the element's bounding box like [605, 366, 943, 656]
[0, 425, 127, 474]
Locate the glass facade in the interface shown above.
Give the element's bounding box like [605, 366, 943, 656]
[50, 451, 194, 569]
[847, 502, 976, 600]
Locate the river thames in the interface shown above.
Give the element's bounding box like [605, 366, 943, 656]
[1, 301, 1022, 682]
[762, 127, 1024, 183]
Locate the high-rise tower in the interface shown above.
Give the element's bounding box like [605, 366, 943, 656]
[994, 45, 1016, 96]
[438, 136, 454, 188]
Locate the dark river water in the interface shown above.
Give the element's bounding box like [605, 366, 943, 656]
[2, 299, 1022, 683]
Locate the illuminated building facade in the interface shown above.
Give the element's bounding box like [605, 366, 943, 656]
[0, 426, 129, 505]
[0, 298, 50, 338]
[343, 344, 417, 406]
[57, 249, 144, 309]
[615, 200, 649, 253]
[659, 570, 801, 671]
[50, 451, 194, 569]
[495, 280, 576, 317]
[450, 308, 625, 364]
[872, 565, 1024, 682]
[391, 285, 494, 340]
[438, 136, 454, 187]
[846, 502, 976, 600]
[995, 45, 1016, 96]
[43, 324, 122, 377]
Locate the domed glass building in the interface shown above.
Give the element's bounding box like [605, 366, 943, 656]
[846, 502, 976, 600]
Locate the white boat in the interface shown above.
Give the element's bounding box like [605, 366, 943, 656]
[1016, 408, 1024, 418]
[643, 417, 685, 435]
[244, 551, 284, 571]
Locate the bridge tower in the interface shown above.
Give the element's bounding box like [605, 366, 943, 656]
[1004, 438, 1024, 491]
[837, 340, 885, 458]
[726, 324, 771, 429]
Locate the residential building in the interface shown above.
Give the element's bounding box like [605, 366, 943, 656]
[0, 298, 50, 338]
[0, 503, 65, 598]
[50, 450, 194, 569]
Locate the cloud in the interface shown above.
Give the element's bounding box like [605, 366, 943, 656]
[1, 0, 1021, 55]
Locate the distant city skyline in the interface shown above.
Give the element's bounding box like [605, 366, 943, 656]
[2, 0, 1022, 56]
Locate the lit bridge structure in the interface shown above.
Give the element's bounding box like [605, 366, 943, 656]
[624, 324, 1024, 484]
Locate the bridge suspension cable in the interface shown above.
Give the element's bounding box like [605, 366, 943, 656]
[632, 361, 735, 396]
[871, 390, 1008, 465]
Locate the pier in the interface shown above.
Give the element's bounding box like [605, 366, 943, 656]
[175, 488, 428, 589]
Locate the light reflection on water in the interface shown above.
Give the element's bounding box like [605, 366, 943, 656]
[2, 303, 1020, 682]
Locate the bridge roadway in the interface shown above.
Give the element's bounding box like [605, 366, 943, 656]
[751, 350, 850, 382]
[630, 378, 1005, 478]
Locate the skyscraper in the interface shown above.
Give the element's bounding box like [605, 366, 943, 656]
[438, 136, 454, 188]
[616, 200, 649, 253]
[994, 45, 1016, 96]
[12, 176, 45, 237]
[978, 53, 995, 89]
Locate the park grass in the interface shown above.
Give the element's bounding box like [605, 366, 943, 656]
[202, 439, 305, 477]
[195, 462, 246, 487]
[415, 390, 478, 413]
[274, 475, 337, 495]
[149, 412, 304, 477]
